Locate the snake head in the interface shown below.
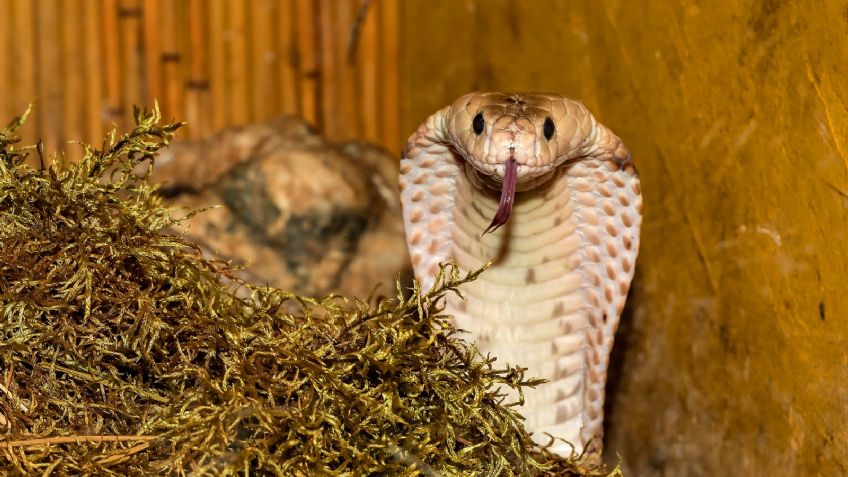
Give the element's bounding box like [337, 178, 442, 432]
[446, 92, 593, 233]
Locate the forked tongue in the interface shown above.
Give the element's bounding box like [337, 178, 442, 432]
[483, 159, 518, 235]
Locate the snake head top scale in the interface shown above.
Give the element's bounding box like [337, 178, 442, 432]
[399, 92, 642, 460]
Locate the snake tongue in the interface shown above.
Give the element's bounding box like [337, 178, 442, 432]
[483, 159, 518, 235]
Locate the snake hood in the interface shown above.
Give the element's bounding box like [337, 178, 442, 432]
[438, 92, 602, 233]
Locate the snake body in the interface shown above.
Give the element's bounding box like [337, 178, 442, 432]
[399, 92, 642, 457]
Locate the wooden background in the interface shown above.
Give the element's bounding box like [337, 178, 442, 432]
[0, 0, 401, 160]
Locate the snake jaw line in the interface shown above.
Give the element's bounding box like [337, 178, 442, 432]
[482, 158, 518, 235]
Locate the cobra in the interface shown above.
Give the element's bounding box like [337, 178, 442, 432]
[398, 92, 642, 458]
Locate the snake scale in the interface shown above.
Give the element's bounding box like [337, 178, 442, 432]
[399, 92, 642, 458]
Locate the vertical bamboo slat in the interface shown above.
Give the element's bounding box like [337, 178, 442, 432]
[102, 0, 124, 131]
[37, 0, 62, 154]
[160, 0, 183, 128]
[186, 0, 210, 137]
[207, 0, 229, 131]
[63, 0, 85, 161]
[334, 2, 360, 141]
[0, 0, 10, 121]
[120, 0, 142, 132]
[379, 0, 400, 154]
[250, 0, 278, 122]
[318, 0, 336, 137]
[226, 0, 250, 125]
[84, 0, 105, 144]
[357, 1, 379, 144]
[10, 1, 36, 116]
[10, 1, 37, 147]
[296, 0, 320, 126]
[0, 0, 8, 119]
[142, 0, 163, 105]
[277, 0, 299, 116]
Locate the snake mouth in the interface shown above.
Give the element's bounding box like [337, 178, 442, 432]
[482, 158, 518, 235]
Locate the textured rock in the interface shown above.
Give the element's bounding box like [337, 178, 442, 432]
[399, 2, 848, 476]
[153, 117, 410, 297]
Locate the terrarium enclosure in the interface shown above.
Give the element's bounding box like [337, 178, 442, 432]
[1, 1, 847, 476]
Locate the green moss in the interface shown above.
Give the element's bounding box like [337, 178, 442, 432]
[0, 105, 619, 476]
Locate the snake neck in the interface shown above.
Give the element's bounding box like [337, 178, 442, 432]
[444, 166, 599, 455]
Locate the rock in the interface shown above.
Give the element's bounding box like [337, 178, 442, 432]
[152, 117, 410, 298]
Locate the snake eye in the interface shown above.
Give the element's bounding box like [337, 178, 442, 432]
[543, 117, 555, 140]
[472, 112, 485, 135]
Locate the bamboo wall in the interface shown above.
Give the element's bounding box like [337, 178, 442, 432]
[0, 0, 400, 161]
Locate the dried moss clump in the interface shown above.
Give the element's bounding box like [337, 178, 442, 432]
[0, 106, 619, 476]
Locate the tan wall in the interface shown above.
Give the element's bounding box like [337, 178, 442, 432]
[399, 1, 848, 475]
